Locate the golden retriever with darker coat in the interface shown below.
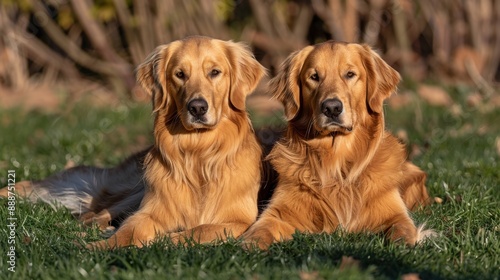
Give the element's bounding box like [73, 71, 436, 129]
[242, 41, 432, 249]
[1, 36, 266, 249]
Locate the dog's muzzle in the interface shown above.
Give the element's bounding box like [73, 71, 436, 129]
[319, 98, 352, 132]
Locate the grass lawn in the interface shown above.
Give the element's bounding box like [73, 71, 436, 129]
[0, 87, 499, 279]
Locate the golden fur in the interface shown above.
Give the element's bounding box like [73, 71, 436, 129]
[0, 36, 266, 249]
[88, 36, 266, 249]
[242, 41, 432, 249]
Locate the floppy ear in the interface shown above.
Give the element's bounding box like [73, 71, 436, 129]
[136, 44, 175, 112]
[270, 46, 314, 120]
[225, 41, 266, 111]
[361, 45, 401, 114]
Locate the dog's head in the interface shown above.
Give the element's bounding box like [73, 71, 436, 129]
[271, 41, 400, 136]
[136, 36, 265, 131]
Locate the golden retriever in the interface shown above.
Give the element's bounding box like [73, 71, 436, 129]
[241, 41, 432, 249]
[1, 36, 266, 248]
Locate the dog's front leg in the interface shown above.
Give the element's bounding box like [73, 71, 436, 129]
[167, 222, 251, 245]
[86, 212, 162, 249]
[241, 215, 297, 250]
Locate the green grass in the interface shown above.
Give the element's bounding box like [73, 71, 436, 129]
[1, 89, 499, 279]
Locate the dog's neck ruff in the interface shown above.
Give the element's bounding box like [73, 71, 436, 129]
[267, 113, 387, 228]
[147, 110, 256, 187]
[271, 113, 385, 187]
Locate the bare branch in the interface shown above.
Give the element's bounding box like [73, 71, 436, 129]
[484, 0, 500, 82]
[69, 0, 135, 91]
[248, 0, 276, 38]
[10, 27, 79, 79]
[112, 0, 144, 65]
[343, 0, 358, 42]
[311, 0, 345, 41]
[28, 2, 112, 74]
[134, 0, 156, 54]
[292, 3, 314, 40]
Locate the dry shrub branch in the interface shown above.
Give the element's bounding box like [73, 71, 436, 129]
[0, 0, 498, 101]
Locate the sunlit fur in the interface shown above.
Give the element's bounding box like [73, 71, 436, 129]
[87, 36, 266, 249]
[0, 36, 266, 249]
[242, 42, 433, 249]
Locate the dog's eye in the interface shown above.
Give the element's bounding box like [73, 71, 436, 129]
[346, 71, 356, 79]
[310, 73, 319, 81]
[210, 69, 221, 77]
[175, 71, 185, 79]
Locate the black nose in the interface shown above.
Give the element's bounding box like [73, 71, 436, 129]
[321, 98, 343, 118]
[187, 98, 208, 117]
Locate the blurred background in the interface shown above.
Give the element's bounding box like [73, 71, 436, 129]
[0, 4, 498, 276]
[0, 0, 499, 111]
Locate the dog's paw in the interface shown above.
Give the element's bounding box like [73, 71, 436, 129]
[240, 237, 271, 251]
[85, 240, 114, 250]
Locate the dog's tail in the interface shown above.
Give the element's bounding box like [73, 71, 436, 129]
[0, 148, 150, 229]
